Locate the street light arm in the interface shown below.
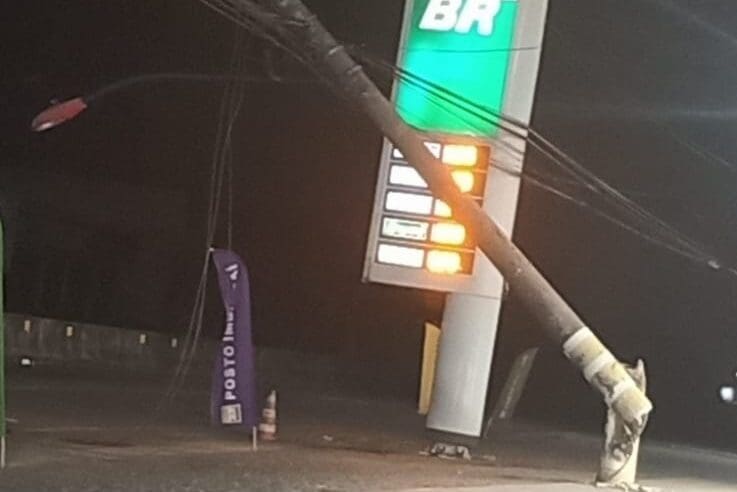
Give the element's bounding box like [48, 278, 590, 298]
[30, 72, 309, 132]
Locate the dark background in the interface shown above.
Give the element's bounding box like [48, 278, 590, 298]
[3, 0, 737, 448]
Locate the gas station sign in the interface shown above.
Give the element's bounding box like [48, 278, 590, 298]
[363, 0, 548, 296]
[397, 0, 519, 136]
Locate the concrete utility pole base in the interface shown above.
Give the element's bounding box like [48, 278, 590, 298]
[596, 360, 648, 490]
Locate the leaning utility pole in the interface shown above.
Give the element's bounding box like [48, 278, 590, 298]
[264, 0, 652, 438]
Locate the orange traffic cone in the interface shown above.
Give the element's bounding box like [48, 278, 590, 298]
[258, 390, 277, 441]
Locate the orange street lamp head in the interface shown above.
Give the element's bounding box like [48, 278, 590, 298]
[31, 97, 88, 132]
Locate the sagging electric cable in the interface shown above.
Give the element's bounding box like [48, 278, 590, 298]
[397, 84, 719, 262]
[198, 0, 341, 91]
[156, 28, 250, 412]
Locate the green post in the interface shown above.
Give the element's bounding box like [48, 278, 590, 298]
[0, 218, 5, 469]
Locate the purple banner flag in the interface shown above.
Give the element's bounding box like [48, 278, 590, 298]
[210, 249, 259, 430]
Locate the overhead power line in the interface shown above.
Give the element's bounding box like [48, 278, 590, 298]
[196, 0, 735, 277]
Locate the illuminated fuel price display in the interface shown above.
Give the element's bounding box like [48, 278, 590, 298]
[363, 139, 505, 295]
[375, 141, 487, 276]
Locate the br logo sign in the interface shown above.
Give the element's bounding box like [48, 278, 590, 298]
[419, 0, 505, 36]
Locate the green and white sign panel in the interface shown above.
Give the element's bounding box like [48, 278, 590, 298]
[396, 0, 519, 136]
[363, 0, 549, 296]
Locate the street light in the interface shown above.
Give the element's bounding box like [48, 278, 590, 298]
[31, 97, 88, 132]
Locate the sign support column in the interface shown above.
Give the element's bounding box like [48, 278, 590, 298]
[428, 127, 529, 435]
[428, 293, 503, 435]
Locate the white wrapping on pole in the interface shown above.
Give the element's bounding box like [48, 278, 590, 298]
[607, 379, 637, 406]
[584, 351, 617, 382]
[562, 326, 593, 353]
[562, 327, 653, 432]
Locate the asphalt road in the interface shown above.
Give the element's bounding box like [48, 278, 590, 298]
[2, 367, 737, 491]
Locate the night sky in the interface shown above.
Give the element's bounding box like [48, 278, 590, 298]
[4, 0, 737, 448]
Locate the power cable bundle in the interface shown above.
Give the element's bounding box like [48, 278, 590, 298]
[198, 0, 735, 277]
